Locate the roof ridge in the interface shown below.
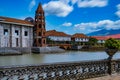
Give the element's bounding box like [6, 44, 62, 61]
[0, 16, 34, 26]
[0, 16, 27, 22]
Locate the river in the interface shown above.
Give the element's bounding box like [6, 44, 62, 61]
[0, 51, 120, 66]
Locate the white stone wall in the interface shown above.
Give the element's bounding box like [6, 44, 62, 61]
[97, 40, 105, 43]
[48, 36, 71, 41]
[75, 38, 89, 42]
[22, 26, 33, 47]
[1, 24, 10, 47]
[0, 22, 33, 47]
[11, 25, 21, 47]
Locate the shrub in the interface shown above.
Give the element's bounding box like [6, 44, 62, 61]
[105, 38, 120, 49]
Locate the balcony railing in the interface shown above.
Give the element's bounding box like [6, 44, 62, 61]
[0, 59, 120, 80]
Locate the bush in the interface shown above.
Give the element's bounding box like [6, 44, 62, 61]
[105, 38, 120, 49]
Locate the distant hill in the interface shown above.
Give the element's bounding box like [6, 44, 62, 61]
[87, 29, 120, 36]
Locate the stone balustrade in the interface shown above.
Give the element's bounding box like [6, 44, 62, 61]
[0, 59, 120, 80]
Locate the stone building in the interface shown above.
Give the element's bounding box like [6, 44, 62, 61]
[0, 16, 33, 47]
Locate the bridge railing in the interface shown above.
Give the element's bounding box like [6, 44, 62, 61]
[0, 59, 120, 80]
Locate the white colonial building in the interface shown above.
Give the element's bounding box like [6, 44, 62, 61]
[72, 33, 89, 42]
[46, 30, 71, 42]
[0, 16, 34, 47]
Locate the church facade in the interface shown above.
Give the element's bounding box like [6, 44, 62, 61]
[0, 16, 34, 47]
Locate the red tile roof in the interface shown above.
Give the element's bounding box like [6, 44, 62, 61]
[106, 34, 120, 39]
[0, 16, 34, 26]
[46, 30, 71, 37]
[72, 33, 88, 38]
[92, 36, 108, 40]
[92, 34, 120, 40]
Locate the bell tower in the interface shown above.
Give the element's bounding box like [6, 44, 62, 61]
[34, 3, 46, 47]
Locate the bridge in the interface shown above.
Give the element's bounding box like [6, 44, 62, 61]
[47, 44, 84, 50]
[47, 44, 72, 49]
[0, 59, 120, 80]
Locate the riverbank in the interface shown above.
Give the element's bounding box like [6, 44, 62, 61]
[70, 45, 105, 51]
[0, 46, 65, 55]
[80, 46, 105, 51]
[31, 46, 65, 53]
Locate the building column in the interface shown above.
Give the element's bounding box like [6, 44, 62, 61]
[9, 24, 12, 47]
[20, 26, 22, 47]
[30, 27, 33, 47]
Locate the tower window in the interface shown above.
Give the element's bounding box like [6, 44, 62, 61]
[38, 39, 41, 44]
[39, 24, 41, 28]
[43, 40, 45, 44]
[43, 32, 45, 35]
[4, 29, 8, 35]
[39, 32, 41, 36]
[24, 31, 28, 36]
[39, 18, 41, 21]
[15, 30, 19, 36]
[38, 14, 41, 16]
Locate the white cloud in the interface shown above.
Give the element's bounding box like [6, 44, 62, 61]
[62, 22, 72, 26]
[71, 0, 78, 5]
[29, 0, 36, 12]
[43, 1, 73, 17]
[115, 4, 120, 18]
[42, 0, 108, 17]
[60, 0, 70, 4]
[74, 20, 120, 33]
[77, 0, 108, 8]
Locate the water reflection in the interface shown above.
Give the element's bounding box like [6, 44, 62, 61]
[0, 51, 120, 66]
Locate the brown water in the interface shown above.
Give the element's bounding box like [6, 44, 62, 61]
[0, 51, 120, 66]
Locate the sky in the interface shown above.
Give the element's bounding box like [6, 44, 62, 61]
[0, 0, 120, 35]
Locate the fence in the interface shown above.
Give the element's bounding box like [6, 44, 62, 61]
[0, 59, 120, 80]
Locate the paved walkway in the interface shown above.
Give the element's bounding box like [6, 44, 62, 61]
[85, 73, 120, 80]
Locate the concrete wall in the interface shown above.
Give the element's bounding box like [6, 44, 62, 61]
[48, 36, 71, 41]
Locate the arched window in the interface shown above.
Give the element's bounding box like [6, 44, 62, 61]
[39, 32, 41, 36]
[38, 39, 41, 44]
[39, 24, 41, 28]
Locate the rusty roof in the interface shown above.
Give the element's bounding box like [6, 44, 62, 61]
[0, 16, 34, 26]
[46, 30, 71, 37]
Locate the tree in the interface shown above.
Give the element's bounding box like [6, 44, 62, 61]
[46, 38, 53, 44]
[105, 38, 120, 49]
[87, 37, 98, 46]
[105, 38, 120, 60]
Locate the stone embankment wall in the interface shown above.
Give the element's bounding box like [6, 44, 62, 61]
[31, 46, 65, 53]
[0, 46, 65, 55]
[0, 47, 31, 55]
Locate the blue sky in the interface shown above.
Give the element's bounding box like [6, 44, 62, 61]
[0, 0, 120, 34]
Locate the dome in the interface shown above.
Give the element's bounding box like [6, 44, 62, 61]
[25, 17, 34, 23]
